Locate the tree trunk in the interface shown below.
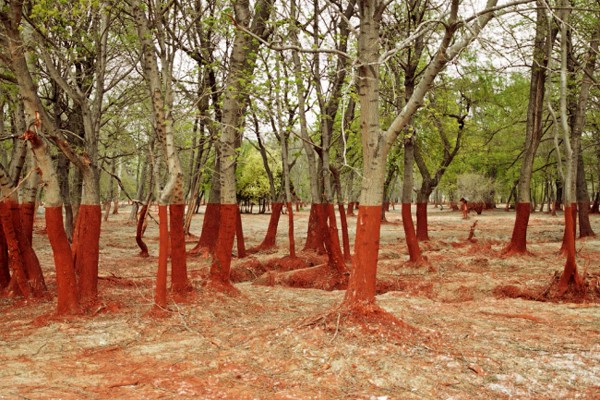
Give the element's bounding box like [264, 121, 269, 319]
[207, 0, 274, 292]
[190, 157, 220, 255]
[133, 0, 190, 301]
[505, 0, 554, 255]
[250, 203, 283, 252]
[0, 221, 9, 290]
[25, 131, 80, 314]
[415, 202, 429, 241]
[556, 2, 583, 293]
[136, 203, 150, 257]
[402, 138, 424, 263]
[235, 206, 246, 258]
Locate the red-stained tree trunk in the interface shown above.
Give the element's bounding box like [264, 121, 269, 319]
[235, 206, 246, 258]
[46, 207, 80, 315]
[9, 201, 45, 295]
[0, 223, 9, 290]
[209, 204, 238, 292]
[559, 204, 583, 292]
[169, 204, 189, 293]
[251, 202, 283, 252]
[73, 204, 101, 304]
[4, 4, 81, 313]
[133, 0, 191, 305]
[415, 203, 428, 241]
[0, 165, 46, 296]
[505, 1, 555, 255]
[190, 202, 220, 255]
[505, 202, 531, 255]
[555, 3, 585, 293]
[206, 0, 274, 292]
[322, 204, 347, 273]
[0, 202, 30, 297]
[303, 204, 326, 253]
[560, 204, 577, 254]
[402, 203, 424, 263]
[155, 206, 168, 308]
[189, 155, 220, 256]
[338, 204, 351, 262]
[342, 0, 499, 309]
[25, 131, 80, 315]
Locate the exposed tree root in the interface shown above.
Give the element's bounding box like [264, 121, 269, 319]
[253, 263, 348, 291]
[245, 246, 279, 255]
[299, 302, 427, 344]
[493, 271, 600, 304]
[230, 258, 267, 283]
[202, 278, 241, 296]
[187, 246, 212, 258]
[264, 255, 308, 272]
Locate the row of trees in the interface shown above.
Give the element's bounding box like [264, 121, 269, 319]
[0, 0, 598, 317]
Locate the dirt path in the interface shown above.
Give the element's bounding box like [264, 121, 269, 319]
[1, 205, 598, 399]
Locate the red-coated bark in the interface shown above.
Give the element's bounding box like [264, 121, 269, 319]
[20, 202, 35, 245]
[323, 204, 346, 273]
[338, 204, 351, 261]
[347, 202, 355, 216]
[415, 202, 429, 241]
[136, 205, 149, 257]
[303, 204, 326, 253]
[560, 205, 578, 255]
[558, 204, 584, 293]
[235, 206, 246, 258]
[155, 205, 168, 308]
[45, 206, 80, 315]
[0, 222, 9, 289]
[9, 202, 45, 295]
[0, 202, 30, 297]
[402, 203, 424, 263]
[503, 202, 531, 255]
[250, 202, 283, 252]
[169, 204, 191, 294]
[73, 205, 101, 305]
[189, 202, 220, 255]
[209, 204, 238, 292]
[343, 205, 381, 305]
[286, 202, 296, 258]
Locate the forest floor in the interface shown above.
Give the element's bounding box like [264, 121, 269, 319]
[1, 205, 599, 399]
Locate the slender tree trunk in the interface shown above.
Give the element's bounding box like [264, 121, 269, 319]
[504, 0, 554, 255]
[556, 2, 583, 293]
[190, 156, 220, 255]
[207, 0, 274, 292]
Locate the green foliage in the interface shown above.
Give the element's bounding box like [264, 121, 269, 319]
[457, 173, 496, 203]
[235, 141, 281, 203]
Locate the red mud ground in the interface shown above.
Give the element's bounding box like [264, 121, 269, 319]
[1, 205, 599, 399]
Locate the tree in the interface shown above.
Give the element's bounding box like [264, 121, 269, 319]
[504, 0, 556, 256]
[207, 0, 275, 292]
[131, 0, 192, 307]
[343, 0, 501, 311]
[414, 86, 469, 241]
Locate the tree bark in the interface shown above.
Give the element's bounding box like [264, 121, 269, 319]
[505, 0, 555, 255]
